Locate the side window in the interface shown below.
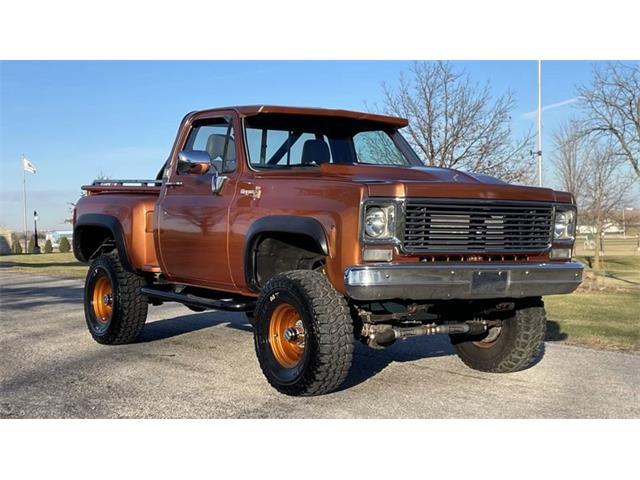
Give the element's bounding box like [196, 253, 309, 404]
[353, 131, 406, 165]
[183, 118, 237, 174]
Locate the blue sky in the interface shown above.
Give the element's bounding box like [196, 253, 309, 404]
[0, 60, 613, 230]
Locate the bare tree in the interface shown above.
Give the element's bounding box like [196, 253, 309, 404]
[376, 61, 534, 183]
[551, 119, 589, 207]
[577, 61, 640, 178]
[581, 142, 635, 270]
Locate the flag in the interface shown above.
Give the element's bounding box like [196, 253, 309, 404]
[23, 157, 36, 174]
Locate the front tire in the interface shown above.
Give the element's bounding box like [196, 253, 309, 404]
[84, 251, 148, 345]
[450, 297, 546, 373]
[253, 270, 354, 396]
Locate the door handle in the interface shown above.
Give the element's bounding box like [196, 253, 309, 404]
[165, 181, 183, 188]
[239, 183, 262, 199]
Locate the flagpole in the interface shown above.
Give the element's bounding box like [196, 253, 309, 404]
[22, 154, 28, 253]
[537, 60, 543, 187]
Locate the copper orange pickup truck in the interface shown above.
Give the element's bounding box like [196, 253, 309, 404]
[73, 105, 583, 396]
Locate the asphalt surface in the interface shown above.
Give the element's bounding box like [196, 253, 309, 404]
[1, 270, 638, 418]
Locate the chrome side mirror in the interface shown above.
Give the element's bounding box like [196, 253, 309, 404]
[212, 171, 228, 194]
[177, 150, 211, 174]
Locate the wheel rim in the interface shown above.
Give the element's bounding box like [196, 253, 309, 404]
[473, 326, 502, 348]
[91, 273, 113, 323]
[268, 303, 305, 368]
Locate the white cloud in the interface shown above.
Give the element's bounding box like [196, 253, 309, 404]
[522, 97, 578, 119]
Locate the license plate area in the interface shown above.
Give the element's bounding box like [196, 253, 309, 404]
[471, 270, 508, 294]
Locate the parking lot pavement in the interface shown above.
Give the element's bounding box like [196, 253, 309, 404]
[1, 270, 638, 418]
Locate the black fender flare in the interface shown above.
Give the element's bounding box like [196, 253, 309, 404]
[73, 213, 134, 271]
[243, 215, 330, 291]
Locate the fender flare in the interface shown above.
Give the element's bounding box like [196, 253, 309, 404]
[73, 213, 134, 271]
[243, 215, 330, 291]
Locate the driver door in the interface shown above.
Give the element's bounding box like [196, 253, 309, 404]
[156, 115, 239, 289]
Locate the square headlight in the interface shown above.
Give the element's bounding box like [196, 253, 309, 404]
[362, 203, 397, 242]
[554, 207, 576, 242]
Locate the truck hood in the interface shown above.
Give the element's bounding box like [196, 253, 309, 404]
[318, 163, 571, 203]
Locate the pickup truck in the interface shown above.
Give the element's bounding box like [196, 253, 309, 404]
[73, 105, 583, 396]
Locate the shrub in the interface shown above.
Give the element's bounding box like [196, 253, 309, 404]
[44, 239, 53, 253]
[59, 236, 71, 253]
[28, 235, 36, 254]
[12, 239, 23, 254]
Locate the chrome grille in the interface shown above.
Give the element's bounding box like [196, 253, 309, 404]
[403, 200, 553, 253]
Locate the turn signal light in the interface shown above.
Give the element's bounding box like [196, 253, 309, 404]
[363, 247, 393, 262]
[550, 248, 572, 260]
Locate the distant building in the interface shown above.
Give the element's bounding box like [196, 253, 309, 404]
[0, 227, 11, 254]
[45, 230, 73, 249]
[577, 223, 623, 235]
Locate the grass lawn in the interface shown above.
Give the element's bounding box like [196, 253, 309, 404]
[575, 255, 640, 288]
[0, 252, 88, 278]
[545, 291, 639, 352]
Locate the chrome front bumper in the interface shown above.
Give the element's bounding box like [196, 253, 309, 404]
[344, 261, 584, 301]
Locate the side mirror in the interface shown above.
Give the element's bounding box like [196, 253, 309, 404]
[177, 150, 211, 174]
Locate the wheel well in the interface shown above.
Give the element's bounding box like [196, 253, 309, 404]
[74, 225, 116, 262]
[252, 233, 326, 289]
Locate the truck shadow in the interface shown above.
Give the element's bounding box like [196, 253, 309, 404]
[341, 336, 456, 390]
[138, 310, 252, 342]
[545, 320, 569, 342]
[138, 309, 458, 389]
[137, 309, 547, 391]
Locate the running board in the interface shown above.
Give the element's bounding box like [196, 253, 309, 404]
[141, 287, 255, 312]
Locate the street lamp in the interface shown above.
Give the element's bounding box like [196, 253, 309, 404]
[33, 210, 41, 254]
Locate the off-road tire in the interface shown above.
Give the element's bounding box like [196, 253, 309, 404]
[450, 297, 546, 373]
[253, 270, 354, 396]
[84, 251, 148, 345]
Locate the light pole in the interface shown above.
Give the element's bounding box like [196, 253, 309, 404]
[33, 210, 41, 254]
[22, 154, 28, 252]
[536, 60, 543, 187]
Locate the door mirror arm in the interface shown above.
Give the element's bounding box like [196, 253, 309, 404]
[212, 171, 228, 194]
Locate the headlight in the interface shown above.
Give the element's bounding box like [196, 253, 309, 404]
[554, 207, 576, 242]
[363, 204, 396, 241]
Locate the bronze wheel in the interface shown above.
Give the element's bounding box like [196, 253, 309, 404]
[268, 303, 305, 368]
[472, 325, 502, 348]
[253, 270, 354, 396]
[84, 251, 148, 345]
[91, 273, 114, 324]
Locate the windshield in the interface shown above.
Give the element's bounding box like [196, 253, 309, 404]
[243, 116, 419, 169]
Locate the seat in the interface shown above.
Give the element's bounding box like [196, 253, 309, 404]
[301, 139, 330, 165]
[206, 133, 236, 172]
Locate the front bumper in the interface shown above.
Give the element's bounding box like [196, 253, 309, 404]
[344, 261, 584, 301]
